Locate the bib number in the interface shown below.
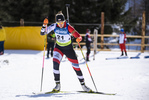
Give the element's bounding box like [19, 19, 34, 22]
[57, 35, 64, 40]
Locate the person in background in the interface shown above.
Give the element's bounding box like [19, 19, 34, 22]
[119, 28, 127, 56]
[40, 11, 92, 92]
[85, 29, 92, 61]
[0, 25, 6, 55]
[47, 30, 55, 58]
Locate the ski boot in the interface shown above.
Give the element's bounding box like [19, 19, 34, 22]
[47, 54, 49, 58]
[120, 51, 124, 56]
[51, 52, 53, 57]
[52, 82, 60, 92]
[81, 82, 92, 92]
[125, 52, 127, 56]
[86, 57, 90, 61]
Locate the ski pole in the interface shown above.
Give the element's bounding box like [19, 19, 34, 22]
[40, 24, 48, 92]
[66, 4, 70, 23]
[77, 42, 98, 92]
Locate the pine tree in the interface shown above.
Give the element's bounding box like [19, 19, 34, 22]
[0, 0, 132, 27]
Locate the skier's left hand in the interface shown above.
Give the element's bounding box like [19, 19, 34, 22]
[76, 36, 82, 43]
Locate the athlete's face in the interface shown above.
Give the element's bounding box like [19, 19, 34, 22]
[57, 21, 65, 28]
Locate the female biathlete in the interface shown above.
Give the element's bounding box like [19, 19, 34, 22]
[40, 11, 92, 92]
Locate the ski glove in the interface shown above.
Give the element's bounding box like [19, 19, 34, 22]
[76, 36, 82, 43]
[41, 17, 48, 35]
[43, 17, 48, 25]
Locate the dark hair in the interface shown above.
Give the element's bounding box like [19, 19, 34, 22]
[86, 29, 91, 33]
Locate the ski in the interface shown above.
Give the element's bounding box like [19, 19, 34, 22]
[144, 56, 149, 58]
[33, 91, 116, 95]
[77, 91, 116, 95]
[32, 91, 70, 95]
[130, 53, 141, 59]
[45, 91, 70, 94]
[130, 57, 140, 59]
[117, 56, 128, 59]
[106, 56, 128, 60]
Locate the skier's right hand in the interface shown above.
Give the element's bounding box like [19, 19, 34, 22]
[41, 17, 49, 35]
[43, 17, 48, 25]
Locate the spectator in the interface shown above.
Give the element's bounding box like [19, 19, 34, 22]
[0, 25, 6, 55]
[119, 28, 127, 56]
[85, 29, 92, 61]
[47, 30, 55, 58]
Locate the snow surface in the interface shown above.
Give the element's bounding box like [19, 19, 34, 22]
[0, 50, 149, 100]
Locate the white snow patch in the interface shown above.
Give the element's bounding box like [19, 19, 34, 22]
[0, 50, 149, 100]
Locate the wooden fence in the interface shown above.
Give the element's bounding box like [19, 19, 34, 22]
[73, 34, 149, 52]
[74, 11, 149, 53]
